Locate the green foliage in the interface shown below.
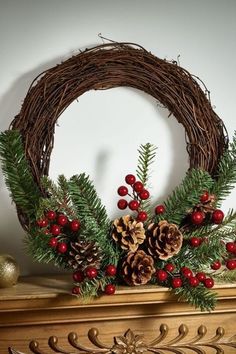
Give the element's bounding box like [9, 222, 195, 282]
[136, 143, 157, 187]
[0, 130, 40, 221]
[162, 169, 214, 224]
[211, 131, 236, 204]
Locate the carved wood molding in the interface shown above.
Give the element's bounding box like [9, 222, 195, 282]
[9, 324, 236, 354]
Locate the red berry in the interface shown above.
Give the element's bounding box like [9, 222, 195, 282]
[85, 267, 98, 279]
[204, 278, 214, 288]
[139, 189, 150, 200]
[129, 200, 140, 211]
[196, 272, 206, 282]
[155, 204, 165, 214]
[181, 267, 193, 278]
[57, 214, 68, 226]
[104, 284, 116, 295]
[50, 224, 61, 236]
[164, 263, 175, 272]
[211, 260, 221, 270]
[117, 186, 128, 196]
[200, 191, 209, 203]
[73, 270, 84, 283]
[191, 211, 205, 225]
[189, 237, 202, 247]
[189, 276, 200, 287]
[117, 199, 128, 210]
[72, 286, 81, 295]
[105, 265, 117, 276]
[46, 210, 56, 220]
[226, 242, 236, 253]
[57, 242, 67, 253]
[156, 269, 168, 282]
[226, 259, 236, 270]
[70, 219, 81, 232]
[133, 181, 144, 193]
[49, 237, 58, 248]
[212, 209, 224, 224]
[172, 277, 182, 288]
[44, 229, 50, 235]
[137, 211, 148, 222]
[125, 174, 136, 185]
[37, 218, 48, 228]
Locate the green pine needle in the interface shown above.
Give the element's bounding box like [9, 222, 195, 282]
[136, 143, 157, 187]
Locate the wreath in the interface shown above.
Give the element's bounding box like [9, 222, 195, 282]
[0, 42, 236, 311]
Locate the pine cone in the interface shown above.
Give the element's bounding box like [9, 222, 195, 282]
[68, 239, 102, 270]
[146, 220, 183, 260]
[112, 215, 145, 252]
[122, 250, 155, 286]
[197, 193, 216, 214]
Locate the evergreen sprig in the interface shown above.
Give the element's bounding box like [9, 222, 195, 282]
[136, 143, 157, 187]
[163, 169, 214, 225]
[211, 131, 236, 204]
[0, 130, 40, 221]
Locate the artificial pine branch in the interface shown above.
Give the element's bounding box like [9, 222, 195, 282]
[136, 143, 157, 186]
[163, 169, 214, 225]
[0, 130, 40, 221]
[211, 131, 236, 204]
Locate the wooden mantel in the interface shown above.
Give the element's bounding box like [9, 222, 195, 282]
[1, 274, 236, 353]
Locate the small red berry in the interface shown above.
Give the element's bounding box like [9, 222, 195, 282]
[70, 219, 81, 232]
[191, 211, 205, 225]
[156, 269, 168, 282]
[196, 272, 206, 282]
[212, 209, 224, 224]
[226, 242, 236, 253]
[137, 211, 148, 222]
[49, 237, 58, 248]
[181, 267, 193, 278]
[211, 260, 221, 270]
[189, 237, 202, 247]
[57, 214, 68, 226]
[104, 284, 116, 295]
[105, 265, 117, 276]
[164, 263, 175, 272]
[125, 174, 136, 185]
[204, 277, 214, 288]
[50, 224, 61, 236]
[155, 204, 165, 214]
[139, 189, 150, 200]
[37, 218, 48, 228]
[117, 186, 128, 196]
[189, 276, 200, 287]
[226, 259, 236, 270]
[73, 270, 84, 283]
[200, 191, 209, 203]
[129, 200, 140, 211]
[117, 199, 128, 210]
[72, 286, 81, 295]
[57, 242, 67, 253]
[133, 181, 144, 193]
[46, 210, 57, 220]
[85, 267, 98, 279]
[172, 277, 182, 288]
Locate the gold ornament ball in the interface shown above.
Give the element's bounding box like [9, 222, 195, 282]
[0, 254, 20, 288]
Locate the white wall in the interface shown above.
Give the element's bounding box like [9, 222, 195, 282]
[0, 0, 235, 275]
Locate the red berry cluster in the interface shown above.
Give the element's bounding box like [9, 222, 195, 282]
[117, 174, 150, 221]
[72, 264, 117, 296]
[36, 210, 81, 254]
[190, 191, 224, 226]
[155, 263, 214, 289]
[225, 242, 236, 270]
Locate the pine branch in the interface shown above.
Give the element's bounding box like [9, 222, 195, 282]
[0, 130, 40, 220]
[136, 143, 157, 187]
[163, 169, 214, 225]
[214, 269, 236, 283]
[173, 284, 216, 311]
[212, 131, 236, 204]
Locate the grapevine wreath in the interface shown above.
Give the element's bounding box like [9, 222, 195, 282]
[0, 42, 236, 311]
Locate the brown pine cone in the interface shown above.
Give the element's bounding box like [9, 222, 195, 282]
[122, 250, 155, 286]
[146, 220, 183, 260]
[112, 215, 145, 252]
[68, 239, 102, 270]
